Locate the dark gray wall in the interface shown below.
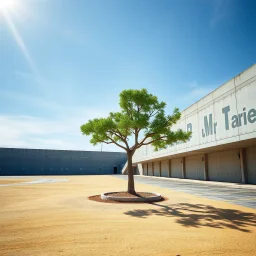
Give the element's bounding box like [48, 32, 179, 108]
[0, 148, 127, 175]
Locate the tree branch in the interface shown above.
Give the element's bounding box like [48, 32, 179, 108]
[98, 140, 113, 145]
[108, 130, 125, 142]
[125, 107, 133, 121]
[135, 132, 155, 149]
[149, 109, 160, 118]
[136, 135, 168, 149]
[115, 129, 130, 149]
[141, 136, 167, 146]
[164, 115, 178, 127]
[105, 135, 128, 151]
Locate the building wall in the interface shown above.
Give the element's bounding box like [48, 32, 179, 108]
[142, 163, 147, 175]
[161, 160, 169, 177]
[148, 162, 153, 176]
[127, 65, 256, 184]
[185, 155, 204, 180]
[208, 149, 241, 183]
[140, 145, 256, 184]
[247, 146, 256, 184]
[0, 148, 127, 175]
[133, 64, 256, 163]
[154, 162, 161, 176]
[171, 158, 182, 178]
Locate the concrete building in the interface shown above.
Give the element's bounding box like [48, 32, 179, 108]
[124, 64, 256, 184]
[0, 148, 127, 175]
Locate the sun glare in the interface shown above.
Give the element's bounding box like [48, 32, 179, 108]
[0, 0, 17, 10]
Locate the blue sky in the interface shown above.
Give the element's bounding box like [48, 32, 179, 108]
[0, 0, 255, 151]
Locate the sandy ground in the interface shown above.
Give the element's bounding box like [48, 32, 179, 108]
[0, 179, 29, 185]
[0, 176, 255, 256]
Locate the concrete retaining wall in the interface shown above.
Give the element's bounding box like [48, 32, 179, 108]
[0, 148, 127, 175]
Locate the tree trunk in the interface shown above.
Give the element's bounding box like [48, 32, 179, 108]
[127, 152, 136, 195]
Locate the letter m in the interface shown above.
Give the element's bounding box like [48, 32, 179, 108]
[204, 114, 213, 136]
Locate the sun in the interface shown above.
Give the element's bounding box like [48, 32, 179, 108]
[0, 0, 17, 10]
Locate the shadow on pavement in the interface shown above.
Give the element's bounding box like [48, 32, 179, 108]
[124, 203, 256, 232]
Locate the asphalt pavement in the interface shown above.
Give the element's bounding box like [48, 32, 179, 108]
[117, 175, 256, 209]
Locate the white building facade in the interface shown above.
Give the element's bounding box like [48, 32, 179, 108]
[126, 64, 256, 184]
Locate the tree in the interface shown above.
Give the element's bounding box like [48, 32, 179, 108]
[80, 89, 191, 195]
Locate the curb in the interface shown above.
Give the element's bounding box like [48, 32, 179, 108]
[101, 191, 162, 202]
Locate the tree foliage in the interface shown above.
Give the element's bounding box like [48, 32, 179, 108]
[81, 88, 191, 153]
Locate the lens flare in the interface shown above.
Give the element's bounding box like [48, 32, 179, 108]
[0, 0, 17, 10]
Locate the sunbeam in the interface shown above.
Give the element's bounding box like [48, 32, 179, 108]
[1, 9, 40, 76]
[0, 0, 17, 10]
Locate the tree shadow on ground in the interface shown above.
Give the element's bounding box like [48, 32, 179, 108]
[124, 203, 256, 232]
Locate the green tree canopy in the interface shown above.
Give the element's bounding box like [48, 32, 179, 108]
[81, 88, 191, 194]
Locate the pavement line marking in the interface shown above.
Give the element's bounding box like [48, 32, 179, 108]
[0, 178, 68, 187]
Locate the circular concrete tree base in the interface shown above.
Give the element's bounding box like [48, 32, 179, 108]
[101, 191, 162, 202]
